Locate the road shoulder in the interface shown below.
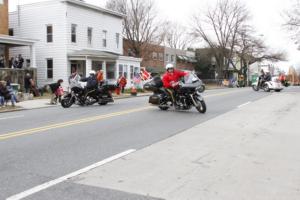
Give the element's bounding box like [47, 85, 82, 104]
[72, 91, 300, 200]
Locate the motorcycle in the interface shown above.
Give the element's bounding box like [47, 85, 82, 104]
[144, 72, 206, 113]
[61, 80, 116, 108]
[252, 77, 283, 92]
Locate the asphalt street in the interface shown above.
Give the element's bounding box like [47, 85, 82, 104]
[0, 87, 296, 200]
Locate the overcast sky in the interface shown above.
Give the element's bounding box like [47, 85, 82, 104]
[9, 0, 300, 71]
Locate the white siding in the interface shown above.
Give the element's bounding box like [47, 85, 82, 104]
[9, 1, 68, 87]
[9, 0, 131, 88]
[66, 3, 123, 54]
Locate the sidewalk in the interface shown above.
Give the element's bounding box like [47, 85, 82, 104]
[73, 91, 300, 200]
[0, 92, 152, 113]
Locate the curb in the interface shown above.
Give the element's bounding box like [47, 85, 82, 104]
[0, 93, 152, 113]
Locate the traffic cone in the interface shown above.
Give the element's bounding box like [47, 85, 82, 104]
[130, 86, 137, 96]
[115, 87, 121, 95]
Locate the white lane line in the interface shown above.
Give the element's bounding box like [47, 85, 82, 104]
[0, 115, 24, 121]
[6, 149, 136, 200]
[237, 101, 251, 108]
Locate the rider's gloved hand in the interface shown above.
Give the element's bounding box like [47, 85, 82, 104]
[171, 82, 179, 87]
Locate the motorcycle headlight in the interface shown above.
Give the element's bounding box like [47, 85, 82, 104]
[196, 86, 204, 93]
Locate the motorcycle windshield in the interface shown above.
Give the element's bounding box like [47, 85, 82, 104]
[182, 73, 201, 88]
[184, 73, 199, 84]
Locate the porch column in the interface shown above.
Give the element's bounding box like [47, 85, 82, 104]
[86, 56, 91, 77]
[115, 61, 119, 80]
[102, 61, 107, 79]
[30, 44, 36, 68]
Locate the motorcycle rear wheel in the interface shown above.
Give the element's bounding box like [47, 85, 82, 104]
[263, 84, 270, 92]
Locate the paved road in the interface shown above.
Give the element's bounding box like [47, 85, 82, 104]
[0, 87, 294, 199]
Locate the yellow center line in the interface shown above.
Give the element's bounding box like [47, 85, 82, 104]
[0, 90, 245, 141]
[0, 106, 152, 141]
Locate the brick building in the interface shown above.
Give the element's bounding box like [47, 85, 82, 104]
[124, 39, 196, 74]
[0, 0, 8, 35]
[0, 0, 9, 64]
[123, 39, 165, 74]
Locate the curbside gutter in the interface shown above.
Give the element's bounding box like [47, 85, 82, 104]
[0, 93, 152, 113]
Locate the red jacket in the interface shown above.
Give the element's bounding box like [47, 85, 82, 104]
[162, 70, 187, 88]
[118, 76, 127, 87]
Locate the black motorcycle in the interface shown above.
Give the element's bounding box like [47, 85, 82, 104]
[144, 72, 206, 113]
[61, 81, 116, 108]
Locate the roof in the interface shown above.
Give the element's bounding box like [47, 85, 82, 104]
[0, 34, 38, 46]
[68, 49, 120, 59]
[61, 0, 124, 18]
[177, 55, 197, 63]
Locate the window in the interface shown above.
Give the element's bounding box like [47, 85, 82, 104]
[118, 64, 123, 77]
[0, 0, 3, 4]
[102, 30, 107, 47]
[9, 28, 14, 36]
[92, 61, 102, 71]
[159, 53, 163, 61]
[130, 65, 134, 79]
[118, 64, 128, 78]
[87, 27, 92, 45]
[106, 62, 115, 79]
[165, 54, 169, 61]
[46, 25, 53, 43]
[128, 48, 135, 56]
[134, 67, 139, 77]
[71, 24, 77, 43]
[47, 59, 53, 79]
[152, 52, 158, 60]
[171, 55, 175, 62]
[116, 33, 120, 48]
[124, 65, 128, 78]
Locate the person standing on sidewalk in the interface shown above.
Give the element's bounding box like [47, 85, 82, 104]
[117, 75, 127, 93]
[0, 82, 16, 107]
[96, 70, 104, 83]
[48, 79, 64, 104]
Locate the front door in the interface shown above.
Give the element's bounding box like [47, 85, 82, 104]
[70, 60, 85, 77]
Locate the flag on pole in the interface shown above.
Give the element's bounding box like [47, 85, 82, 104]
[140, 67, 151, 81]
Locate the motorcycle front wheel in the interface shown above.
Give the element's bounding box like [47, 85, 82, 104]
[252, 85, 259, 91]
[195, 99, 206, 113]
[61, 96, 74, 108]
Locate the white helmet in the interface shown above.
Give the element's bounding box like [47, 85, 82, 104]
[89, 70, 96, 75]
[166, 63, 174, 70]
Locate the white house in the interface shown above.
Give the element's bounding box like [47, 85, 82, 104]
[9, 0, 141, 88]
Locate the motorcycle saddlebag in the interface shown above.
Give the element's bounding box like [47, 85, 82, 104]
[149, 94, 161, 105]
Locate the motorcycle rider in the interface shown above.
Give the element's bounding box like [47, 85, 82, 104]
[258, 69, 266, 87]
[162, 63, 188, 106]
[80, 70, 98, 99]
[259, 69, 271, 88]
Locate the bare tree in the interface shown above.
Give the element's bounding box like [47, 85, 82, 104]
[192, 0, 250, 78]
[106, 0, 165, 57]
[283, 0, 300, 46]
[236, 27, 286, 76]
[163, 22, 194, 50]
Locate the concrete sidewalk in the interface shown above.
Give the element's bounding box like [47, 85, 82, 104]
[73, 91, 300, 200]
[0, 92, 151, 112]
